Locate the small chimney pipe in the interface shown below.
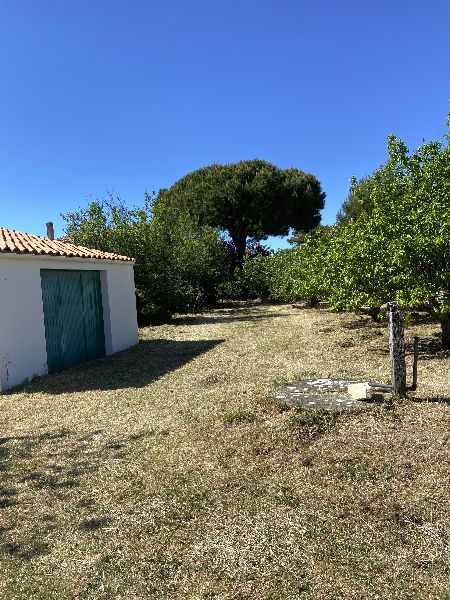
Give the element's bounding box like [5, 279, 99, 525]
[46, 222, 54, 240]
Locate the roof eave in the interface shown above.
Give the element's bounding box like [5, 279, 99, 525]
[0, 252, 135, 265]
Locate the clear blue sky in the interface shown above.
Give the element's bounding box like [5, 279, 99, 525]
[1, 0, 449, 249]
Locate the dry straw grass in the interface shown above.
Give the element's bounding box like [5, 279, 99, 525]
[1, 303, 449, 599]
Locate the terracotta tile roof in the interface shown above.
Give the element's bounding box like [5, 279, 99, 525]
[0, 228, 134, 261]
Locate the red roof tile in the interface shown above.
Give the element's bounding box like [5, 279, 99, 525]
[0, 228, 134, 262]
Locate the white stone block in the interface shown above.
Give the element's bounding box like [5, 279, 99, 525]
[347, 382, 373, 400]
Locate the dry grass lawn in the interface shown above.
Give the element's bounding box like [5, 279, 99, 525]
[1, 303, 449, 599]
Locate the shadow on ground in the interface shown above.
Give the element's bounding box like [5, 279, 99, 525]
[19, 338, 224, 395]
[340, 317, 385, 331]
[0, 426, 159, 560]
[368, 333, 449, 361]
[413, 335, 450, 360]
[172, 307, 290, 327]
[409, 396, 450, 405]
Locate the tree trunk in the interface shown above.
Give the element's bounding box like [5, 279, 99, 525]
[232, 233, 247, 266]
[441, 313, 450, 350]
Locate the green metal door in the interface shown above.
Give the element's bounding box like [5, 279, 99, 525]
[81, 271, 106, 362]
[41, 270, 106, 372]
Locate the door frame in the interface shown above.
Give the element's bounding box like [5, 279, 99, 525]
[40, 268, 106, 372]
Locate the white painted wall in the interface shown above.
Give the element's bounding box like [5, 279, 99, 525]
[0, 254, 139, 391]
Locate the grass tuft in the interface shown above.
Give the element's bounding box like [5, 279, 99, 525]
[222, 410, 256, 425]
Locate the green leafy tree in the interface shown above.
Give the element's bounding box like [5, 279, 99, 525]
[326, 133, 450, 346]
[156, 159, 325, 264]
[336, 174, 377, 226]
[335, 165, 400, 227]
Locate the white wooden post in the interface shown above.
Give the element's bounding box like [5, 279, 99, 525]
[388, 302, 406, 396]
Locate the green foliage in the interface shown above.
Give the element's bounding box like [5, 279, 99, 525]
[288, 224, 332, 246]
[62, 194, 232, 320]
[147, 199, 233, 315]
[326, 134, 450, 321]
[238, 250, 300, 303]
[238, 226, 334, 305]
[156, 159, 325, 263]
[335, 170, 390, 226]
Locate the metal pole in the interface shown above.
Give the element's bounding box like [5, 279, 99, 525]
[408, 336, 419, 392]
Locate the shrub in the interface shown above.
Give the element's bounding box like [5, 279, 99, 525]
[235, 226, 335, 305]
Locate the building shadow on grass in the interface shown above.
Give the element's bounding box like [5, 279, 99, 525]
[20, 338, 224, 395]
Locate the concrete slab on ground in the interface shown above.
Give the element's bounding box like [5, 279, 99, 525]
[273, 379, 385, 412]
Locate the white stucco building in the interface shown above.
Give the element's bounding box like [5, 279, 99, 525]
[0, 227, 139, 392]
